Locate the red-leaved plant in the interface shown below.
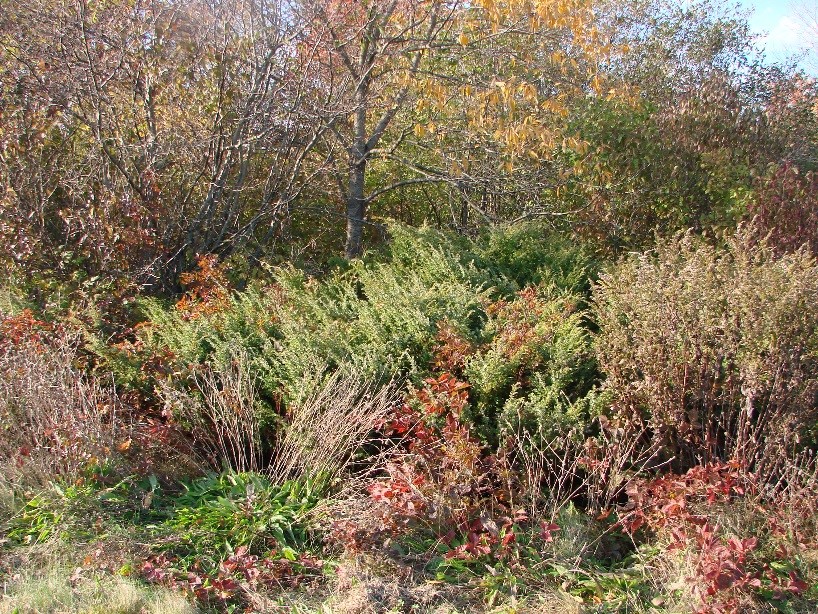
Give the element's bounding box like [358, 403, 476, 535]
[618, 462, 810, 612]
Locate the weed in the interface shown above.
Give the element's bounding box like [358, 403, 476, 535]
[158, 471, 320, 567]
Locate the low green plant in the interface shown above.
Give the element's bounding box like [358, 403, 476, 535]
[463, 284, 599, 445]
[5, 482, 101, 545]
[5, 476, 153, 546]
[159, 471, 321, 568]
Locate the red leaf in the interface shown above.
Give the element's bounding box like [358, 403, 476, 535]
[787, 571, 809, 594]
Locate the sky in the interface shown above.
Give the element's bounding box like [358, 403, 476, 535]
[735, 0, 815, 69]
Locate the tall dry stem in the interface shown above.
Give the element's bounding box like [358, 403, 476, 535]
[0, 335, 122, 508]
[160, 350, 261, 473]
[269, 370, 399, 485]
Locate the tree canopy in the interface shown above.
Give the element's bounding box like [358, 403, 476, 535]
[1, 0, 815, 285]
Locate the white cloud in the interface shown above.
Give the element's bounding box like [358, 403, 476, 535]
[761, 15, 804, 50]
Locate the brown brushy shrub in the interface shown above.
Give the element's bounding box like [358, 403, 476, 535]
[160, 361, 400, 481]
[593, 229, 818, 481]
[0, 311, 204, 505]
[0, 323, 122, 511]
[746, 162, 818, 257]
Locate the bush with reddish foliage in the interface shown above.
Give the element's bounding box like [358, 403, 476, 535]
[619, 462, 813, 612]
[746, 163, 818, 256]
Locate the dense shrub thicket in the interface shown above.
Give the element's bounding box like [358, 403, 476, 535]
[109, 225, 596, 428]
[2, 222, 817, 613]
[594, 230, 818, 476]
[2, 0, 818, 608]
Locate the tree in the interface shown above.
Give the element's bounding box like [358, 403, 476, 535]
[289, 0, 463, 258]
[292, 0, 613, 254]
[553, 0, 818, 251]
[0, 0, 323, 290]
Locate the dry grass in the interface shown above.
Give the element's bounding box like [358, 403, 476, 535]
[322, 554, 477, 614]
[0, 565, 196, 614]
[159, 356, 401, 481]
[269, 370, 400, 485]
[512, 426, 663, 521]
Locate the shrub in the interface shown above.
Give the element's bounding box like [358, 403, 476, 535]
[593, 229, 818, 476]
[128, 225, 496, 428]
[471, 222, 600, 295]
[326, 374, 643, 606]
[109, 223, 602, 442]
[0, 318, 125, 500]
[746, 162, 818, 256]
[122, 281, 284, 397]
[618, 462, 816, 613]
[328, 374, 533, 568]
[464, 285, 599, 445]
[269, 370, 400, 485]
[269, 224, 495, 395]
[159, 350, 263, 473]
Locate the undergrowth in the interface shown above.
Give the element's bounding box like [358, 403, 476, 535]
[2, 222, 817, 613]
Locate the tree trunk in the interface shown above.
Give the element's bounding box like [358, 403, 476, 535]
[345, 156, 366, 259]
[345, 74, 370, 259]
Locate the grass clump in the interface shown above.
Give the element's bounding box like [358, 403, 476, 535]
[0, 565, 196, 614]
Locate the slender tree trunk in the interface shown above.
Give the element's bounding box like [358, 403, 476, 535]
[345, 156, 367, 259]
[345, 72, 370, 259]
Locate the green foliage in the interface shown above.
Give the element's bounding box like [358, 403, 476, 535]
[553, 0, 818, 254]
[6, 491, 66, 545]
[471, 223, 600, 295]
[141, 284, 282, 373]
[564, 94, 755, 252]
[160, 472, 320, 567]
[464, 285, 599, 443]
[271, 225, 495, 397]
[88, 280, 284, 409]
[125, 224, 499, 421]
[593, 229, 818, 470]
[5, 481, 110, 545]
[0, 277, 32, 317]
[101, 223, 603, 457]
